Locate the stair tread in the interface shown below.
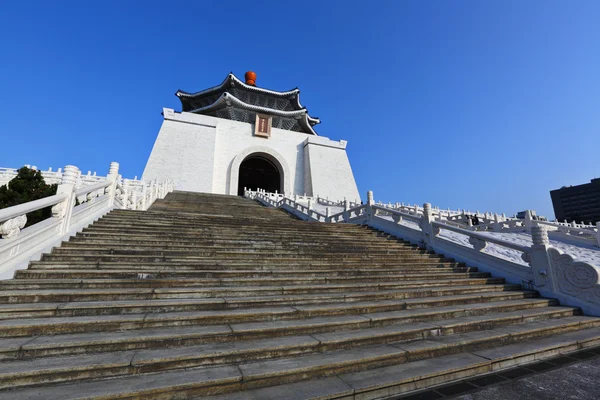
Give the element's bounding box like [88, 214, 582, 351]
[0, 295, 542, 327]
[6, 365, 241, 400]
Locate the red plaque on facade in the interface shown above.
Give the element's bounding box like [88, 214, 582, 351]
[255, 114, 272, 138]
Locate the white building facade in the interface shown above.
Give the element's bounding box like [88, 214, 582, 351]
[142, 73, 360, 202]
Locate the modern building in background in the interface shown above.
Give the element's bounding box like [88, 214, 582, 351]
[550, 178, 600, 223]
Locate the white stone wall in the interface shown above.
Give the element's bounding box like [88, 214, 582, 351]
[303, 137, 361, 202]
[142, 109, 217, 192]
[142, 108, 361, 201]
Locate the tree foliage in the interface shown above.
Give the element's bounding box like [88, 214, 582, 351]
[0, 167, 58, 227]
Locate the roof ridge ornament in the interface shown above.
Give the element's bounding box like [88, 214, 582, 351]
[245, 71, 257, 86]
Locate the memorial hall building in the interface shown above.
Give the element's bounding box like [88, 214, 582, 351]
[142, 72, 360, 201]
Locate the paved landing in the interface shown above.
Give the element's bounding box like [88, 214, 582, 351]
[400, 347, 600, 400]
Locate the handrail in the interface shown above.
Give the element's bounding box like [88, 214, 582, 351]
[372, 205, 422, 223]
[0, 193, 68, 223]
[329, 203, 366, 220]
[432, 220, 531, 253]
[73, 180, 111, 197]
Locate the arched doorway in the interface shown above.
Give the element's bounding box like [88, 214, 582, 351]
[237, 156, 281, 196]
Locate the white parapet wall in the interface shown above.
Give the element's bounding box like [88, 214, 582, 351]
[0, 162, 174, 279]
[142, 108, 361, 201]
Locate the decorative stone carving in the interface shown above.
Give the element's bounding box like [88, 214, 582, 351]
[367, 191, 374, 206]
[433, 225, 441, 236]
[0, 215, 27, 239]
[549, 248, 600, 305]
[108, 162, 120, 176]
[392, 213, 402, 224]
[468, 236, 487, 251]
[521, 252, 532, 263]
[531, 226, 549, 246]
[423, 203, 432, 218]
[61, 165, 80, 186]
[51, 202, 67, 218]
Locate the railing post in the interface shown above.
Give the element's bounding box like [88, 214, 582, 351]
[524, 210, 533, 233]
[420, 203, 435, 250]
[107, 162, 119, 208]
[52, 165, 80, 235]
[529, 226, 556, 291]
[141, 183, 147, 210]
[596, 222, 600, 247]
[493, 213, 502, 232]
[366, 190, 375, 219]
[122, 179, 130, 209]
[343, 199, 350, 222]
[130, 191, 138, 211]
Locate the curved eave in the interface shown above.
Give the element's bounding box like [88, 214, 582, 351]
[176, 73, 300, 100]
[307, 115, 321, 126]
[188, 92, 319, 135]
[299, 114, 318, 136]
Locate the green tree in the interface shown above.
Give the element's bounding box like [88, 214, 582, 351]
[0, 167, 58, 227]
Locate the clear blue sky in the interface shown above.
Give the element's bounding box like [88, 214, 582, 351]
[1, 1, 599, 219]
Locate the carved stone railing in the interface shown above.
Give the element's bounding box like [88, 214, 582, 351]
[448, 209, 600, 248]
[0, 162, 174, 279]
[245, 189, 600, 316]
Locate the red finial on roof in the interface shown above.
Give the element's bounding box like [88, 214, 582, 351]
[245, 71, 257, 86]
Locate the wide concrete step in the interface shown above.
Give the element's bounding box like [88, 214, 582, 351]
[0, 292, 542, 337]
[48, 247, 438, 258]
[58, 242, 422, 254]
[101, 210, 358, 223]
[39, 254, 454, 264]
[0, 287, 538, 321]
[62, 232, 412, 245]
[0, 273, 496, 290]
[82, 218, 388, 231]
[0, 283, 521, 304]
[28, 261, 466, 271]
[92, 217, 373, 231]
[74, 230, 408, 245]
[64, 236, 415, 249]
[78, 228, 402, 242]
[13, 268, 481, 280]
[1, 274, 496, 290]
[4, 320, 600, 397]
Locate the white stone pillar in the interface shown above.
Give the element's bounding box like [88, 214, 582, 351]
[121, 179, 130, 209]
[131, 191, 138, 211]
[141, 183, 147, 210]
[529, 226, 556, 291]
[523, 210, 533, 233]
[52, 165, 80, 235]
[107, 162, 119, 207]
[420, 203, 436, 250]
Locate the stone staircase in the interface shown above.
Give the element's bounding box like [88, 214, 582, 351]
[1, 191, 600, 399]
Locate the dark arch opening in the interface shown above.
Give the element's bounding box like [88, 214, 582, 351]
[237, 156, 281, 196]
